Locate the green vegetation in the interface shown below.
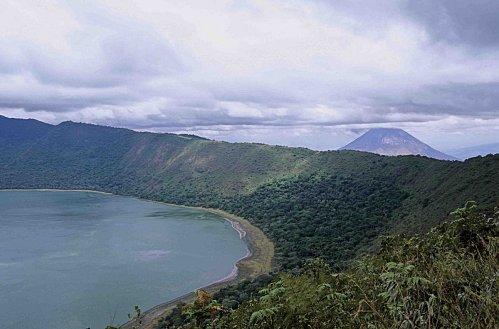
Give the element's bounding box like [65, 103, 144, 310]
[1, 116, 498, 327]
[226, 173, 408, 269]
[1, 117, 497, 272]
[158, 202, 498, 328]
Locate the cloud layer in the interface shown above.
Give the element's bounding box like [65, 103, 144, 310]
[0, 0, 498, 149]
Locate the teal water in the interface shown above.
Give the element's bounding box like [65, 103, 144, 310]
[0, 190, 248, 329]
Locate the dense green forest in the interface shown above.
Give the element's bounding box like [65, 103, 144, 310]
[158, 202, 498, 328]
[1, 116, 497, 270]
[1, 116, 498, 328]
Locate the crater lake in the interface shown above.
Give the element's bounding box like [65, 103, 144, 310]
[0, 190, 248, 329]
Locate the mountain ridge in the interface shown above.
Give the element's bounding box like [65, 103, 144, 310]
[0, 116, 497, 270]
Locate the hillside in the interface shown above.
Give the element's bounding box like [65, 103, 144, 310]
[1, 116, 498, 328]
[0, 116, 497, 273]
[0, 116, 498, 271]
[159, 202, 498, 328]
[340, 128, 456, 160]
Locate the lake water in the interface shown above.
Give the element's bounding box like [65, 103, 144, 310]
[0, 190, 248, 329]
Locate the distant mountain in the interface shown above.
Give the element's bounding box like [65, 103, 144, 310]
[447, 143, 499, 160]
[340, 128, 457, 161]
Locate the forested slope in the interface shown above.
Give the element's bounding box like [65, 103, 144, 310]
[1, 115, 498, 270]
[159, 203, 498, 328]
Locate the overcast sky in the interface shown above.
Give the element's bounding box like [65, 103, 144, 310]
[0, 0, 498, 150]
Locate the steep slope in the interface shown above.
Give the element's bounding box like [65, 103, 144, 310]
[163, 203, 498, 329]
[0, 115, 53, 163]
[340, 128, 456, 160]
[0, 117, 497, 270]
[0, 118, 311, 197]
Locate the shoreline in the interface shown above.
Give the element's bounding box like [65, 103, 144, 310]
[0, 188, 274, 329]
[0, 188, 114, 195]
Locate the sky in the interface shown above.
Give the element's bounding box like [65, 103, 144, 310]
[0, 0, 498, 151]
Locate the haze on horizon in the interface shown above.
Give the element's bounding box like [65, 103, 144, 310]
[0, 0, 498, 151]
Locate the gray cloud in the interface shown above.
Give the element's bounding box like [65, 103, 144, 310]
[412, 82, 499, 116]
[0, 1, 182, 89]
[0, 0, 497, 149]
[404, 0, 499, 48]
[0, 89, 133, 112]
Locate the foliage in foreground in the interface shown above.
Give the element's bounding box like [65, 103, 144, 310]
[158, 202, 498, 328]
